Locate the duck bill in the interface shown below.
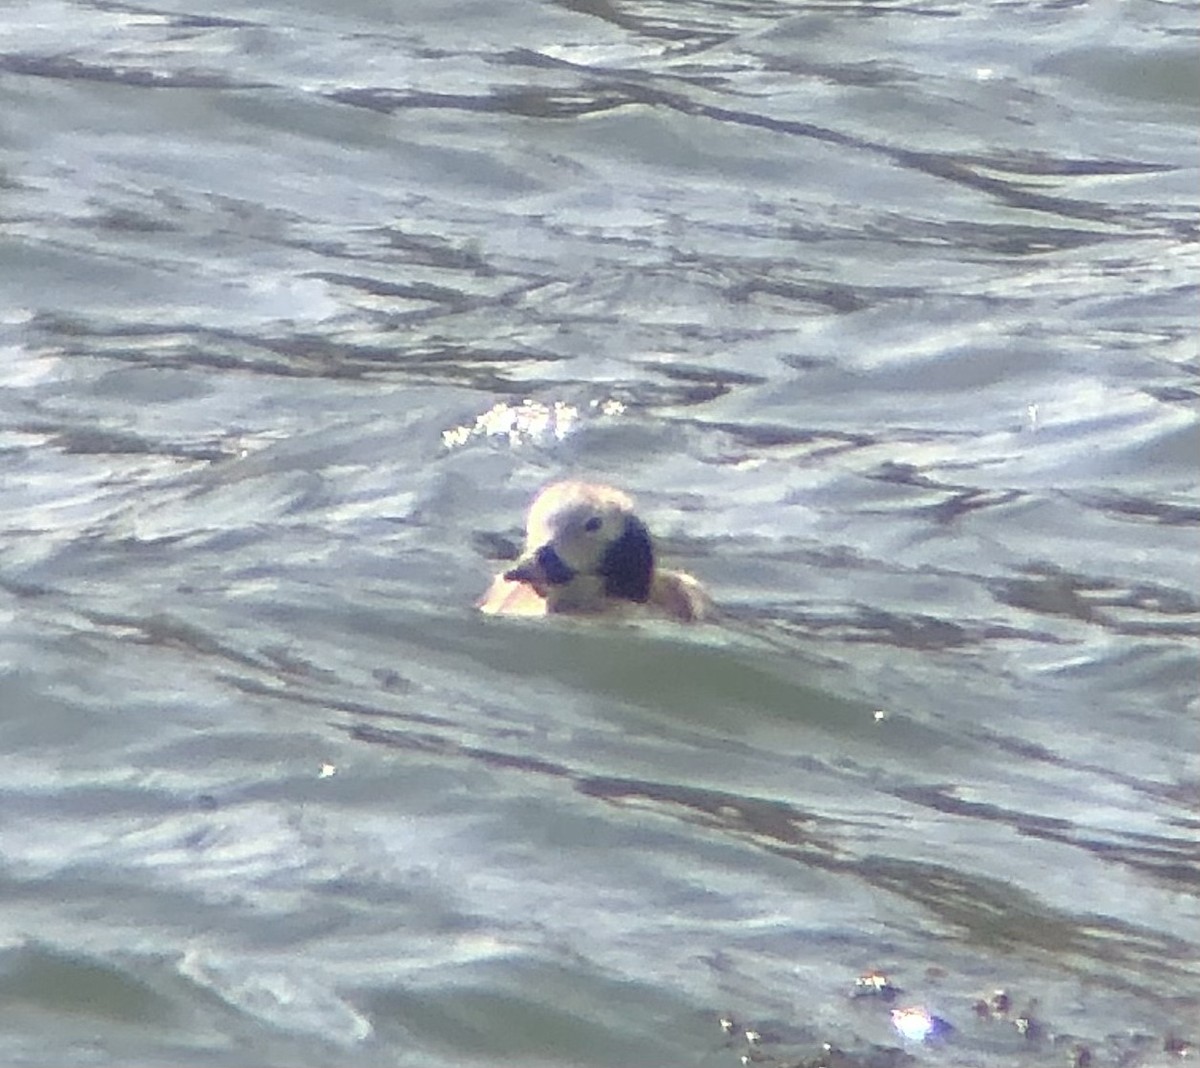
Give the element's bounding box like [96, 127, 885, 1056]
[504, 544, 576, 595]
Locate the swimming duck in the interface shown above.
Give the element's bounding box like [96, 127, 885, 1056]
[479, 481, 713, 622]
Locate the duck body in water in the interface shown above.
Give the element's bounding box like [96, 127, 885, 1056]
[479, 482, 713, 622]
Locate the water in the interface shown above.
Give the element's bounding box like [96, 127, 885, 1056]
[0, 0, 1197, 1065]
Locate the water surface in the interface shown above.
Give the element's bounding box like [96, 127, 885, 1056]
[1, 0, 1197, 1065]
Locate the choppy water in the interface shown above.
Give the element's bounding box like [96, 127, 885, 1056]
[1, 0, 1198, 1065]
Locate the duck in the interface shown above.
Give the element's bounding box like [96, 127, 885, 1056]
[478, 481, 713, 622]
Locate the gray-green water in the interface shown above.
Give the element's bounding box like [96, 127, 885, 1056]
[1, 0, 1197, 1065]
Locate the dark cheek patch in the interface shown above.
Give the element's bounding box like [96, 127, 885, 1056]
[598, 516, 654, 602]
